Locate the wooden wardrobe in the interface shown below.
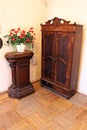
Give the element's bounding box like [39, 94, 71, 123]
[41, 17, 83, 99]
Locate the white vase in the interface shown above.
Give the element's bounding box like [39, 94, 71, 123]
[16, 43, 26, 52]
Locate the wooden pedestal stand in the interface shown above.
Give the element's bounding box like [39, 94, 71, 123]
[5, 50, 34, 99]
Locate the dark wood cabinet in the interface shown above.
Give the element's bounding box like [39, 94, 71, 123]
[41, 17, 83, 99]
[5, 50, 34, 99]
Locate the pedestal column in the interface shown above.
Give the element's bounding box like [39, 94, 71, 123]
[5, 50, 34, 99]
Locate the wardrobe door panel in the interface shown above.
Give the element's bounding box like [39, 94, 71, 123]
[54, 33, 74, 89]
[42, 32, 55, 81]
[42, 32, 55, 57]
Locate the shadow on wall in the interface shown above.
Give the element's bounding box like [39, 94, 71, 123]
[0, 57, 12, 93]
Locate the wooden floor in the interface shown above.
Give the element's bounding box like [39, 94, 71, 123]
[0, 81, 87, 130]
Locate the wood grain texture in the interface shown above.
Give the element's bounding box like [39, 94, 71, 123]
[0, 81, 87, 130]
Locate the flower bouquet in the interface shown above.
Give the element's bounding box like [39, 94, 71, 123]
[4, 27, 35, 51]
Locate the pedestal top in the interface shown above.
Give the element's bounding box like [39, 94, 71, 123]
[5, 50, 34, 60]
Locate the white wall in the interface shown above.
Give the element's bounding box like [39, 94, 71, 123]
[0, 0, 47, 92]
[46, 0, 87, 95]
[1, 0, 87, 96]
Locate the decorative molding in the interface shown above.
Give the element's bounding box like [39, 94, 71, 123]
[45, 17, 70, 26]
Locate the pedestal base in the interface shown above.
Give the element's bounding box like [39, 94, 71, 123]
[8, 83, 34, 99]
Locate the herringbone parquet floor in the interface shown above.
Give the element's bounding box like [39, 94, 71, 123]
[0, 81, 87, 130]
